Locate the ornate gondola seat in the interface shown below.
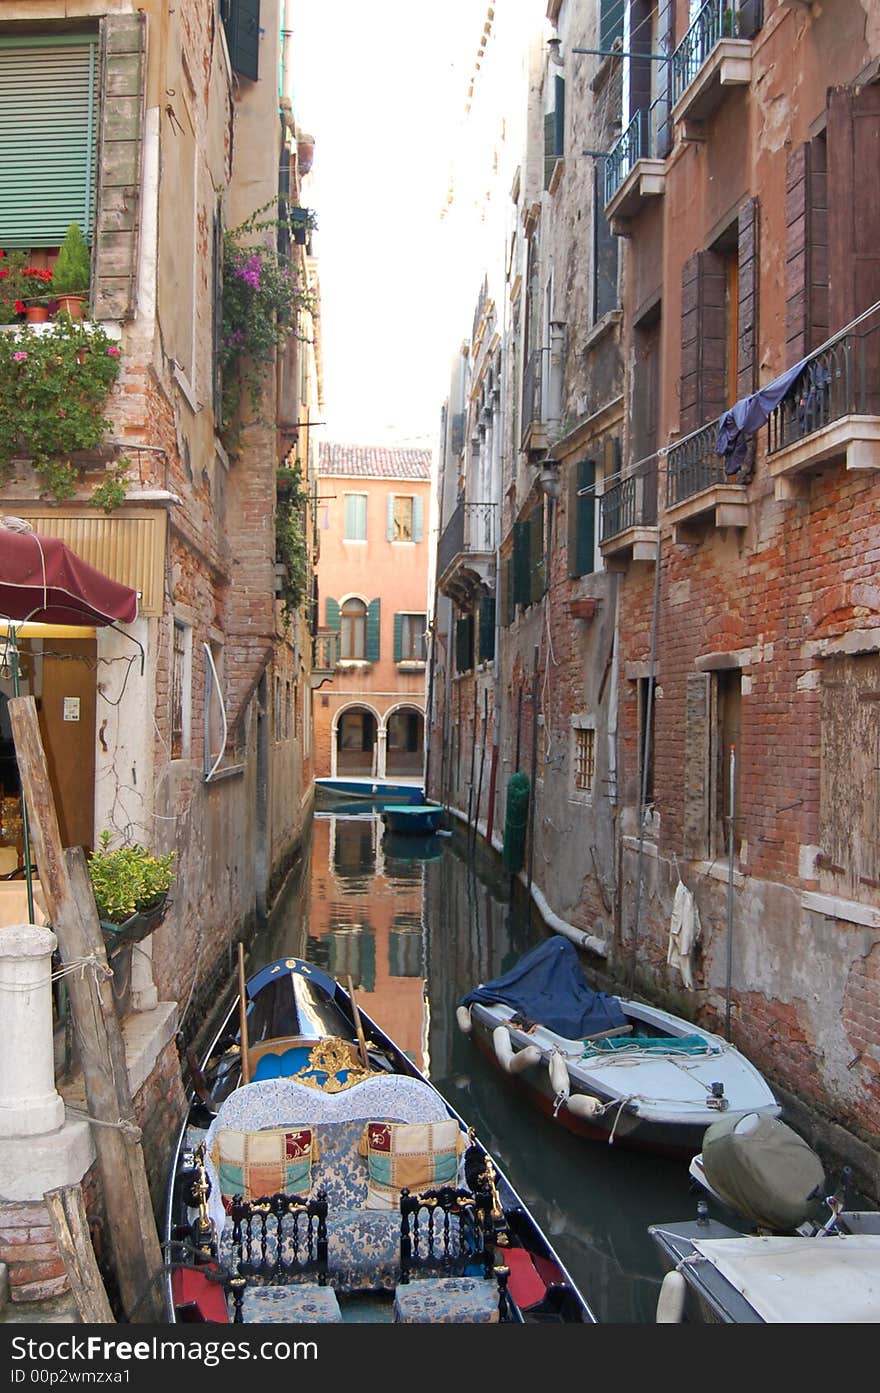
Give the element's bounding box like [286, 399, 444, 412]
[392, 1185, 512, 1323]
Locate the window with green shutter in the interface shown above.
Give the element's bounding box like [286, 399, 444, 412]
[366, 598, 381, 661]
[220, 0, 261, 81]
[325, 597, 340, 631]
[529, 502, 546, 602]
[395, 613, 427, 663]
[570, 459, 596, 578]
[478, 596, 496, 662]
[455, 614, 474, 673]
[0, 35, 99, 249]
[344, 494, 367, 540]
[600, 0, 625, 53]
[513, 520, 531, 607]
[543, 75, 565, 189]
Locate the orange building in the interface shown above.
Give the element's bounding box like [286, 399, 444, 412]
[313, 443, 432, 781]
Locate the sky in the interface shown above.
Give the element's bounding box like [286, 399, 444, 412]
[289, 1, 486, 450]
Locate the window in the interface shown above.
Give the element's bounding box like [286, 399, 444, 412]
[569, 459, 597, 578]
[0, 34, 99, 249]
[574, 726, 596, 793]
[712, 669, 742, 858]
[637, 677, 656, 809]
[220, 0, 261, 81]
[171, 620, 192, 760]
[274, 675, 282, 741]
[593, 164, 619, 322]
[395, 613, 427, 663]
[344, 494, 367, 541]
[387, 494, 423, 542]
[340, 598, 367, 660]
[543, 75, 565, 190]
[819, 654, 880, 899]
[600, 0, 625, 52]
[455, 615, 474, 673]
[285, 680, 291, 740]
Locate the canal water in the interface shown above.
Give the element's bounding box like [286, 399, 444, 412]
[251, 808, 709, 1324]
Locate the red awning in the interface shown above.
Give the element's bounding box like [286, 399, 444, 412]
[0, 526, 138, 627]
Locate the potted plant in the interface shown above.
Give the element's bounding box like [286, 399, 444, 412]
[288, 206, 318, 246]
[87, 830, 176, 947]
[0, 251, 53, 323]
[51, 223, 91, 320]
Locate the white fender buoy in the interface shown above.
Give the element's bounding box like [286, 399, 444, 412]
[491, 1026, 541, 1075]
[548, 1049, 570, 1103]
[455, 1005, 472, 1035]
[564, 1093, 604, 1120]
[656, 1270, 686, 1324]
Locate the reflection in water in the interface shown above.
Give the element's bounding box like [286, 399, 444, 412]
[256, 811, 705, 1322]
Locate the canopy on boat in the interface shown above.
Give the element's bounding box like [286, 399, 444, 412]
[462, 937, 627, 1039]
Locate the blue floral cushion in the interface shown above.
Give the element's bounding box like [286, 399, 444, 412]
[324, 1208, 403, 1292]
[393, 1277, 501, 1323]
[235, 1283, 341, 1323]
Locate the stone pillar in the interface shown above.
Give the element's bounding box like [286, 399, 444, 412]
[376, 724, 387, 779]
[0, 924, 64, 1137]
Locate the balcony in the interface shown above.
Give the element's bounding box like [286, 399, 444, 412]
[604, 101, 668, 228]
[437, 499, 497, 605]
[521, 347, 547, 455]
[670, 1, 760, 129]
[310, 628, 340, 687]
[665, 422, 748, 542]
[600, 459, 659, 567]
[766, 317, 880, 499]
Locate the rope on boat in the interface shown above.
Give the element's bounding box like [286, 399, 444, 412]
[64, 1103, 143, 1140]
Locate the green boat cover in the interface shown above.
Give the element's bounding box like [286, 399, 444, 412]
[701, 1112, 826, 1231]
[582, 1034, 719, 1057]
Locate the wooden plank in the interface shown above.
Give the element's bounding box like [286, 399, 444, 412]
[44, 1185, 116, 1325]
[8, 696, 165, 1323]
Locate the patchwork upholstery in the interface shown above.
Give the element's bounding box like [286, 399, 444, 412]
[393, 1277, 501, 1323]
[211, 1126, 317, 1209]
[359, 1119, 464, 1209]
[234, 1283, 342, 1324]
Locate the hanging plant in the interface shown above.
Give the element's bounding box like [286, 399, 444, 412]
[275, 459, 309, 621]
[220, 201, 317, 437]
[0, 319, 122, 499]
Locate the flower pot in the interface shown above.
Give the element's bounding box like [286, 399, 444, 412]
[24, 304, 49, 323]
[55, 294, 87, 320]
[99, 894, 171, 950]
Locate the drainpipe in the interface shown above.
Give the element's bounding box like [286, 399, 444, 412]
[546, 320, 566, 434]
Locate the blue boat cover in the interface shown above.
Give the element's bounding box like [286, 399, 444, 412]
[461, 938, 627, 1039]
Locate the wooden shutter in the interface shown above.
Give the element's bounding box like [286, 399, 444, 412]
[221, 0, 261, 82]
[600, 0, 625, 52]
[412, 496, 424, 543]
[92, 13, 146, 321]
[737, 198, 759, 399]
[325, 597, 340, 631]
[554, 75, 565, 160]
[386, 495, 395, 541]
[571, 459, 595, 578]
[529, 503, 545, 602]
[680, 250, 726, 432]
[827, 84, 880, 332]
[393, 613, 403, 663]
[785, 137, 828, 366]
[544, 112, 556, 190]
[593, 164, 619, 321]
[455, 615, 474, 672]
[478, 596, 496, 663]
[683, 672, 711, 859]
[344, 495, 363, 539]
[0, 35, 98, 249]
[819, 655, 880, 898]
[513, 520, 531, 607]
[654, 0, 674, 159]
[366, 598, 381, 661]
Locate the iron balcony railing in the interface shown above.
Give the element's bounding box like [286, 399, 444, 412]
[604, 96, 668, 207]
[666, 422, 729, 507]
[312, 628, 341, 672]
[671, 1, 762, 107]
[438, 500, 497, 577]
[521, 346, 544, 438]
[767, 318, 880, 455]
[600, 458, 659, 540]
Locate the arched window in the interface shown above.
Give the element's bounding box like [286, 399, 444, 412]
[340, 598, 367, 659]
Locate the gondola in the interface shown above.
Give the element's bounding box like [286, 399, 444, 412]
[457, 938, 780, 1157]
[164, 953, 594, 1325]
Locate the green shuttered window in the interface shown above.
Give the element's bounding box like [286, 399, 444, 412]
[0, 36, 98, 248]
[571, 459, 596, 578]
[366, 598, 381, 662]
[221, 0, 261, 82]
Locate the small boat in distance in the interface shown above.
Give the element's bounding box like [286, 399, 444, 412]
[315, 777, 424, 804]
[457, 938, 780, 1157]
[165, 953, 594, 1325]
[381, 802, 444, 835]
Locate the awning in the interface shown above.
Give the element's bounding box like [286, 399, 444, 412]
[0, 525, 138, 626]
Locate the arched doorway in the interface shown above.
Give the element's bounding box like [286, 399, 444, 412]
[335, 705, 378, 776]
[384, 705, 424, 777]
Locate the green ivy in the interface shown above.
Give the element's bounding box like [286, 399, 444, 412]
[0, 320, 122, 498]
[275, 460, 309, 622]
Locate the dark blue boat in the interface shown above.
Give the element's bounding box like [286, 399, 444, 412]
[381, 803, 444, 835]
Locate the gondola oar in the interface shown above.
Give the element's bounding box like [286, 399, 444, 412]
[346, 975, 370, 1069]
[238, 941, 251, 1084]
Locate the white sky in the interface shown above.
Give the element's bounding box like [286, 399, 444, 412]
[289, 1, 486, 450]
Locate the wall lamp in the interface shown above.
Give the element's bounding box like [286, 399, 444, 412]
[537, 457, 561, 499]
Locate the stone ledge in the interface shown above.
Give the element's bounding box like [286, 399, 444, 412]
[801, 891, 880, 929]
